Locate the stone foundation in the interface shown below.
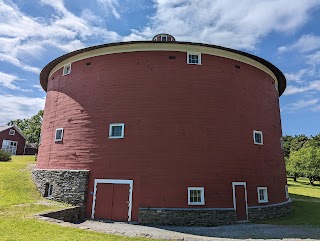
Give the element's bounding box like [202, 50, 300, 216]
[138, 208, 237, 226]
[32, 168, 90, 206]
[248, 199, 293, 220]
[138, 200, 293, 226]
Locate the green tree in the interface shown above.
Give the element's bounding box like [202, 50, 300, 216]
[7, 110, 43, 147]
[289, 146, 320, 185]
[282, 135, 294, 158]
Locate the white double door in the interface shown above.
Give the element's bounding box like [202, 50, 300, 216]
[2, 140, 18, 155]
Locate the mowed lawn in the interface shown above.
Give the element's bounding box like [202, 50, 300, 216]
[0, 156, 160, 241]
[257, 177, 320, 226]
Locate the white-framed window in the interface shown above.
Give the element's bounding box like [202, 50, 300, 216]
[54, 128, 64, 142]
[63, 63, 71, 75]
[275, 80, 279, 92]
[109, 123, 125, 139]
[161, 35, 167, 41]
[39, 134, 42, 145]
[257, 187, 268, 203]
[187, 52, 201, 65]
[44, 183, 53, 198]
[9, 129, 15, 136]
[285, 185, 289, 199]
[188, 187, 205, 205]
[280, 137, 284, 149]
[253, 130, 263, 145]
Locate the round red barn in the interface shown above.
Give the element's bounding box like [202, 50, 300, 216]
[33, 34, 291, 225]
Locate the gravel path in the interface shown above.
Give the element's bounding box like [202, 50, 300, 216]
[58, 220, 320, 240]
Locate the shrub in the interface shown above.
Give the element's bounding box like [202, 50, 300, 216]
[0, 149, 12, 162]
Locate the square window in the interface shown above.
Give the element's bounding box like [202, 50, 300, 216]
[285, 185, 289, 199]
[187, 52, 201, 65]
[253, 130, 263, 145]
[9, 129, 15, 136]
[63, 64, 71, 75]
[257, 187, 268, 203]
[188, 187, 205, 205]
[109, 123, 125, 139]
[55, 128, 64, 142]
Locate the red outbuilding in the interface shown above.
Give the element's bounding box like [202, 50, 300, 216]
[0, 125, 26, 155]
[33, 34, 291, 225]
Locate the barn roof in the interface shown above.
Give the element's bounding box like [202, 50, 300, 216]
[0, 125, 27, 139]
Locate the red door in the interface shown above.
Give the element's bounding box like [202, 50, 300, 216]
[111, 184, 130, 221]
[235, 185, 247, 221]
[94, 183, 130, 221]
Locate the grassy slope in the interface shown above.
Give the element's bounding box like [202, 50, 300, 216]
[257, 178, 320, 226]
[0, 156, 159, 241]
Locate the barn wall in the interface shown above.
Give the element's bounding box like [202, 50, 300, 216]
[36, 50, 288, 222]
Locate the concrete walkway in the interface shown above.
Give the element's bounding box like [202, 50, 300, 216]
[55, 219, 320, 240]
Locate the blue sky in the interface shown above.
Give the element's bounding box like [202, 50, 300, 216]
[0, 0, 320, 136]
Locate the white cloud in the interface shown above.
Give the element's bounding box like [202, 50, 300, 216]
[307, 51, 320, 66]
[0, 95, 45, 125]
[0, 0, 121, 74]
[283, 98, 319, 113]
[0, 71, 32, 91]
[123, 0, 320, 50]
[284, 68, 310, 83]
[33, 85, 44, 91]
[284, 80, 320, 96]
[278, 34, 320, 53]
[97, 0, 121, 19]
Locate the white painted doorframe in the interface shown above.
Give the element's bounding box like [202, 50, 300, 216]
[91, 179, 133, 221]
[232, 182, 248, 220]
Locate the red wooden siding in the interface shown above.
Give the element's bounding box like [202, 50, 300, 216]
[36, 50, 287, 221]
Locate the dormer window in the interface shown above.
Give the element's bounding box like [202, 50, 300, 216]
[9, 129, 15, 136]
[152, 33, 175, 42]
[161, 36, 167, 41]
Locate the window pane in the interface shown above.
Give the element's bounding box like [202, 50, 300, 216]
[255, 133, 261, 143]
[112, 126, 122, 136]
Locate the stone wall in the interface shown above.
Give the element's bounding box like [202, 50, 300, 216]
[32, 169, 90, 206]
[248, 199, 293, 220]
[38, 206, 84, 223]
[138, 208, 237, 226]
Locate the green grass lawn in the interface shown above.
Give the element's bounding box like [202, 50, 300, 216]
[0, 156, 160, 241]
[256, 177, 320, 226]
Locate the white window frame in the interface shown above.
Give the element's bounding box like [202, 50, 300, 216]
[161, 35, 167, 41]
[253, 130, 263, 145]
[109, 123, 125, 139]
[257, 187, 268, 203]
[187, 52, 202, 65]
[188, 187, 205, 205]
[54, 128, 64, 142]
[275, 80, 279, 92]
[63, 63, 71, 76]
[9, 129, 15, 136]
[285, 185, 289, 199]
[280, 137, 284, 149]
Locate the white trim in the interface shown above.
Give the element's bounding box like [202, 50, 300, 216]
[232, 182, 248, 220]
[188, 187, 205, 205]
[9, 129, 15, 135]
[187, 52, 202, 65]
[253, 130, 263, 145]
[62, 63, 71, 76]
[91, 179, 133, 221]
[109, 123, 125, 139]
[285, 185, 289, 199]
[280, 137, 284, 149]
[54, 128, 64, 142]
[161, 35, 167, 41]
[257, 187, 268, 203]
